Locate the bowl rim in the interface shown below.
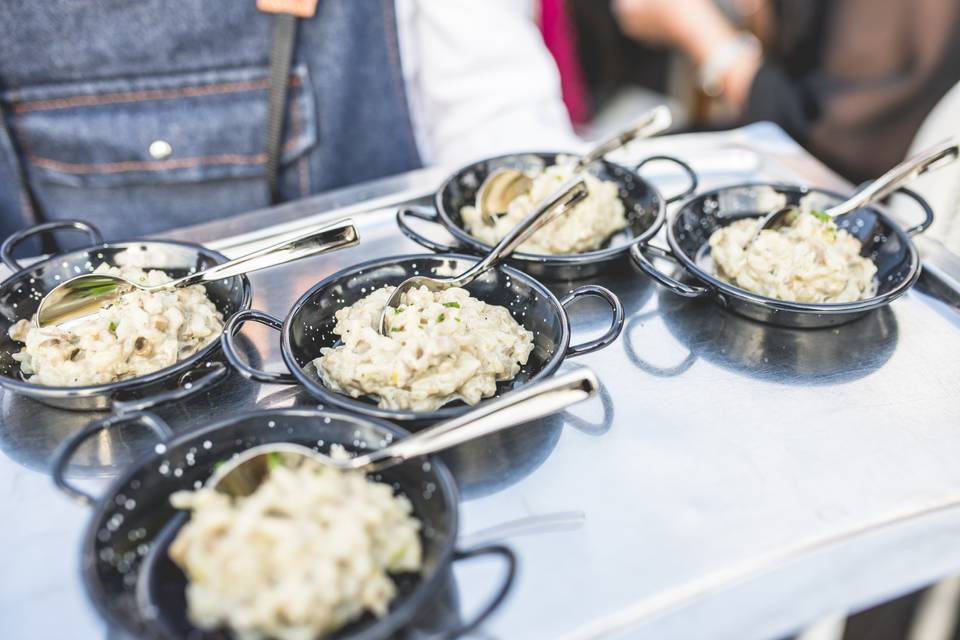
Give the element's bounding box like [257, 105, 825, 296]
[433, 151, 668, 264]
[280, 252, 572, 422]
[0, 239, 253, 400]
[78, 407, 461, 640]
[664, 182, 922, 314]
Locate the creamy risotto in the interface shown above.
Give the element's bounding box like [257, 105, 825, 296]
[169, 449, 423, 640]
[709, 211, 877, 303]
[8, 265, 223, 386]
[314, 285, 534, 412]
[461, 156, 627, 255]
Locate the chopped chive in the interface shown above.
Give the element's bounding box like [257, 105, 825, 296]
[394, 306, 404, 314]
[391, 326, 402, 332]
[437, 313, 445, 322]
[442, 302, 460, 308]
[108, 321, 117, 333]
[266, 452, 284, 471]
[810, 209, 831, 223]
[389, 545, 410, 565]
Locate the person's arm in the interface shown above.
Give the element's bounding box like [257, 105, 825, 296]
[396, 0, 580, 168]
[611, 0, 761, 110]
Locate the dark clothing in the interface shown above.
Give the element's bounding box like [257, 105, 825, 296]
[569, 0, 673, 114]
[0, 0, 421, 241]
[748, 0, 960, 182]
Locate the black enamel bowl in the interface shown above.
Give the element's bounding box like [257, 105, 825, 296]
[397, 152, 697, 281]
[0, 220, 251, 410]
[631, 183, 933, 328]
[220, 254, 624, 425]
[52, 408, 516, 640]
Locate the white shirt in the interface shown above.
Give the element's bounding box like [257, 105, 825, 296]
[395, 0, 581, 169]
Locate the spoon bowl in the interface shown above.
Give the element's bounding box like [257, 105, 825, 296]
[37, 218, 360, 328]
[475, 105, 672, 220]
[747, 137, 959, 245]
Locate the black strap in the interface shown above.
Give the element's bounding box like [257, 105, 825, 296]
[265, 13, 299, 204]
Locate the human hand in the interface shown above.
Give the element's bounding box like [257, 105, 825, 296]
[611, 0, 758, 108]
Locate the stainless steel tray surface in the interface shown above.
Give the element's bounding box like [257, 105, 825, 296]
[3, 123, 960, 640]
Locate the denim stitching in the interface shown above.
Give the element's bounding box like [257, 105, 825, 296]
[12, 76, 303, 114]
[32, 153, 268, 174]
[23, 85, 306, 175]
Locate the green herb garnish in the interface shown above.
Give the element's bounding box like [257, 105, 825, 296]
[108, 321, 117, 333]
[391, 326, 402, 332]
[70, 276, 122, 299]
[810, 209, 831, 223]
[394, 306, 404, 314]
[266, 452, 284, 471]
[442, 302, 460, 309]
[437, 313, 445, 322]
[389, 545, 410, 565]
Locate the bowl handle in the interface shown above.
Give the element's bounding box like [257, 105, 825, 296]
[635, 155, 699, 204]
[561, 285, 625, 358]
[396, 207, 460, 253]
[1, 219, 104, 272]
[438, 544, 517, 640]
[221, 309, 297, 384]
[630, 242, 710, 298]
[52, 410, 173, 506]
[892, 186, 935, 237]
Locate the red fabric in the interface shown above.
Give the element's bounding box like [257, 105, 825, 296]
[540, 0, 591, 126]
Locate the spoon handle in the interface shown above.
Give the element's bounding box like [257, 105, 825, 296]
[452, 179, 588, 287]
[826, 138, 959, 218]
[575, 105, 672, 169]
[354, 369, 599, 472]
[173, 218, 359, 287]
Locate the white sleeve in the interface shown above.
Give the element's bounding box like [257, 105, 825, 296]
[395, 0, 581, 169]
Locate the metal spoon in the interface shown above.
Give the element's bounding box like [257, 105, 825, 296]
[36, 219, 360, 328]
[209, 368, 599, 497]
[475, 105, 672, 222]
[376, 178, 588, 335]
[747, 138, 960, 246]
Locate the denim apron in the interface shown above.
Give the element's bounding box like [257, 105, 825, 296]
[0, 0, 422, 241]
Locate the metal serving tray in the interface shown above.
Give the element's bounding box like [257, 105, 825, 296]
[3, 123, 960, 640]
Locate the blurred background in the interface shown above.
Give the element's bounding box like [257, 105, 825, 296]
[550, 0, 960, 254]
[2, 0, 958, 250]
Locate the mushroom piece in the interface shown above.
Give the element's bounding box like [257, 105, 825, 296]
[134, 336, 154, 357]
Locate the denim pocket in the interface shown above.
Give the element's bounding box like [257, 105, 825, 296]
[2, 64, 317, 238]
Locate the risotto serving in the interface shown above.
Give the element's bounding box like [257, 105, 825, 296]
[314, 285, 534, 412]
[8, 265, 223, 386]
[708, 211, 877, 303]
[169, 448, 423, 640]
[461, 156, 626, 255]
